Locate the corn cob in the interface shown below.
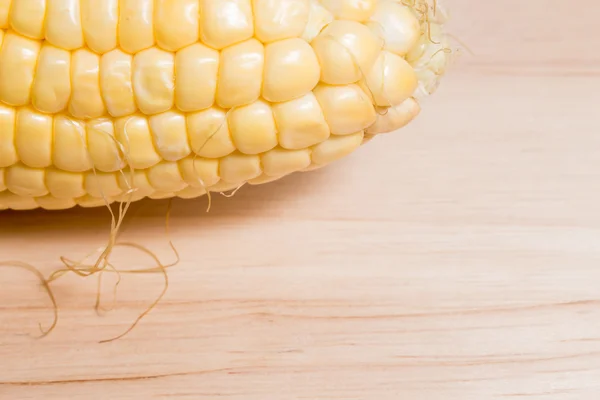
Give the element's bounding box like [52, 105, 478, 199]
[0, 0, 450, 211]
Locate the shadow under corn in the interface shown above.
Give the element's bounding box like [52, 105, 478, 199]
[0, 167, 333, 239]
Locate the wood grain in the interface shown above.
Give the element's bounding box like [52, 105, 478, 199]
[1, 1, 600, 399]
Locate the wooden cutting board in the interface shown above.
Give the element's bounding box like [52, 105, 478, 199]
[1, 1, 600, 398]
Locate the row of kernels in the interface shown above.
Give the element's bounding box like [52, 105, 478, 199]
[0, 0, 424, 91]
[0, 33, 104, 119]
[191, 86, 375, 155]
[1, 10, 418, 114]
[0, 81, 376, 170]
[0, 107, 93, 171]
[0, 0, 326, 53]
[1, 128, 367, 203]
[0, 34, 322, 116]
[0, 189, 174, 210]
[0, 163, 185, 199]
[7, 0, 84, 49]
[0, 191, 37, 210]
[0, 188, 174, 210]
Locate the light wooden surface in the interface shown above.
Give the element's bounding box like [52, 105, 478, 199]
[2, 1, 600, 399]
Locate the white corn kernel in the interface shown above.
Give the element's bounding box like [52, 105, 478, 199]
[253, 0, 309, 43]
[262, 148, 311, 177]
[311, 131, 364, 165]
[220, 152, 262, 183]
[0, 106, 17, 168]
[217, 39, 264, 109]
[32, 44, 72, 114]
[15, 109, 53, 169]
[0, 192, 39, 210]
[176, 186, 207, 199]
[117, 170, 154, 198]
[229, 100, 278, 155]
[100, 50, 137, 118]
[69, 49, 106, 119]
[199, 0, 254, 50]
[53, 116, 92, 173]
[86, 119, 124, 173]
[263, 38, 320, 103]
[187, 108, 235, 158]
[115, 116, 161, 169]
[156, 0, 200, 51]
[81, 0, 118, 54]
[45, 0, 84, 50]
[85, 172, 123, 198]
[9, 0, 46, 39]
[0, 33, 41, 106]
[133, 48, 175, 115]
[314, 84, 377, 135]
[7, 164, 48, 197]
[367, 2, 420, 56]
[175, 43, 219, 112]
[37, 196, 77, 210]
[311, 20, 383, 85]
[118, 0, 155, 54]
[46, 169, 86, 199]
[366, 98, 421, 134]
[149, 111, 192, 161]
[273, 92, 330, 150]
[179, 157, 220, 188]
[359, 51, 418, 107]
[147, 162, 187, 193]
